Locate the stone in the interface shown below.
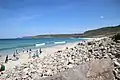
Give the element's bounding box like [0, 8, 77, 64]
[88, 42, 93, 45]
[1, 37, 119, 80]
[114, 60, 120, 67]
[88, 49, 93, 53]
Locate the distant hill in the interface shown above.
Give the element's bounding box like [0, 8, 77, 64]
[82, 25, 120, 38]
[30, 34, 83, 38]
[22, 25, 120, 38]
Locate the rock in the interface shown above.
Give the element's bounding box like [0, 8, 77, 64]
[70, 48, 74, 50]
[99, 43, 102, 47]
[1, 37, 119, 80]
[88, 49, 93, 53]
[57, 50, 62, 53]
[22, 75, 28, 79]
[112, 33, 120, 42]
[67, 62, 72, 65]
[113, 69, 120, 80]
[87, 42, 92, 45]
[114, 60, 120, 67]
[67, 64, 74, 68]
[115, 53, 120, 58]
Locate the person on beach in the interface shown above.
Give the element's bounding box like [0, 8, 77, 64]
[0, 64, 5, 74]
[16, 53, 19, 60]
[23, 48, 25, 53]
[13, 52, 16, 57]
[5, 55, 8, 63]
[30, 49, 32, 52]
[29, 49, 32, 58]
[39, 48, 42, 54]
[13, 52, 20, 61]
[32, 53, 36, 59]
[16, 50, 18, 54]
[36, 49, 39, 58]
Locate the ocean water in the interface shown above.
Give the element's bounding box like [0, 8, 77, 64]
[0, 38, 86, 55]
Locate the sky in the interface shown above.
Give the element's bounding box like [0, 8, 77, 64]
[0, 0, 120, 38]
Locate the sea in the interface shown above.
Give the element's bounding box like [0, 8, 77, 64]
[0, 38, 86, 55]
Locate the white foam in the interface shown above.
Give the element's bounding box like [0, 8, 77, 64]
[70, 38, 76, 39]
[54, 41, 66, 44]
[35, 43, 45, 47]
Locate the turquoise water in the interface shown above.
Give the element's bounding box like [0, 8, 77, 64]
[0, 38, 85, 55]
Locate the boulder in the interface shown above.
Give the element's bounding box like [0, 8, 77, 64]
[41, 59, 114, 80]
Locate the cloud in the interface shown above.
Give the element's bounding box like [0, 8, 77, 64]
[100, 16, 104, 19]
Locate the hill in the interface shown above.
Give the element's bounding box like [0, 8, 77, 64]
[22, 25, 120, 38]
[82, 25, 120, 38]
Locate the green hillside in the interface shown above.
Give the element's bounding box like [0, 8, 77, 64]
[81, 25, 120, 37]
[22, 25, 120, 38]
[30, 33, 82, 38]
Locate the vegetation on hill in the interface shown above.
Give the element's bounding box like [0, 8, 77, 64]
[112, 33, 120, 42]
[23, 25, 120, 38]
[26, 34, 82, 38]
[81, 25, 120, 37]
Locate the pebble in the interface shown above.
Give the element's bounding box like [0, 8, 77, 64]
[1, 37, 120, 80]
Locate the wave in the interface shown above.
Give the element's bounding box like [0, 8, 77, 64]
[0, 44, 34, 51]
[35, 43, 46, 47]
[54, 41, 66, 44]
[70, 38, 76, 39]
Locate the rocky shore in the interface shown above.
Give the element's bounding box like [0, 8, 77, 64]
[0, 37, 120, 80]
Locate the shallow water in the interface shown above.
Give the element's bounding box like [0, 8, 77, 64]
[0, 38, 86, 55]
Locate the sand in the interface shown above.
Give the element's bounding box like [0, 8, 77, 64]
[1, 37, 118, 80]
[1, 38, 103, 71]
[1, 41, 80, 70]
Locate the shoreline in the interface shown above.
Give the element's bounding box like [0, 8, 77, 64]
[0, 40, 83, 70]
[0, 38, 83, 56]
[1, 37, 111, 80]
[0, 38, 102, 70]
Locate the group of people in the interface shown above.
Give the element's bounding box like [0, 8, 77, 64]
[4, 50, 20, 63]
[4, 48, 43, 63]
[0, 48, 42, 74]
[28, 48, 42, 59]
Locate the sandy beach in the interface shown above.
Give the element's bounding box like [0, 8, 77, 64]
[1, 37, 119, 80]
[0, 41, 80, 71]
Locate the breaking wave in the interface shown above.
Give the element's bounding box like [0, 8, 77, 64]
[54, 41, 66, 44]
[35, 43, 46, 47]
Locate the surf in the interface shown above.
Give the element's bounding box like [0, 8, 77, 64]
[54, 41, 66, 44]
[35, 43, 46, 47]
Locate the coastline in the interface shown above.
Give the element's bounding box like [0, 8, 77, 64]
[1, 37, 101, 70]
[1, 37, 115, 80]
[0, 37, 103, 70]
[0, 40, 82, 70]
[0, 38, 83, 56]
